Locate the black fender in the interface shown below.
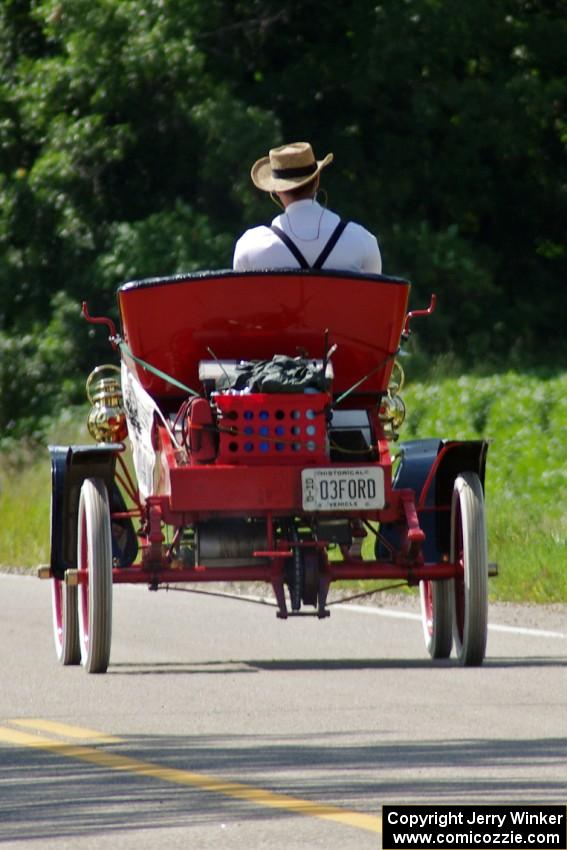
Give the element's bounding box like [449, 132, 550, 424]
[49, 444, 138, 579]
[378, 438, 489, 562]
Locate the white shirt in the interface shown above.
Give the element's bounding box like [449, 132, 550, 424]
[233, 199, 382, 274]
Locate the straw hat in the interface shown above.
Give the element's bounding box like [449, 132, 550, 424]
[251, 141, 334, 192]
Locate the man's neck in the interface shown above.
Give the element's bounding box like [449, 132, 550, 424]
[283, 198, 321, 213]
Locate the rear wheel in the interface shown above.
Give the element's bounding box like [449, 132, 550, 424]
[419, 579, 453, 659]
[451, 472, 488, 666]
[77, 478, 113, 674]
[51, 577, 80, 665]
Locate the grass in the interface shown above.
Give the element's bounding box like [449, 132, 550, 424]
[402, 371, 567, 603]
[0, 407, 91, 570]
[1, 372, 566, 603]
[0, 461, 51, 568]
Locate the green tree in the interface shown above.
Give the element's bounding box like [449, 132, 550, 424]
[192, 0, 567, 360]
[0, 0, 566, 437]
[0, 0, 280, 327]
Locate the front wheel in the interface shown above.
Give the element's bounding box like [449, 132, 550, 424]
[451, 472, 488, 666]
[77, 478, 113, 674]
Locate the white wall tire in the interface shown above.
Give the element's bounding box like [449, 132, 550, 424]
[51, 577, 81, 665]
[419, 579, 453, 659]
[451, 472, 488, 666]
[77, 478, 113, 674]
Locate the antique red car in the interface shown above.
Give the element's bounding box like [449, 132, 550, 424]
[44, 269, 490, 673]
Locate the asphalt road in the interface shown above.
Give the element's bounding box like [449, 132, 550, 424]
[0, 572, 565, 849]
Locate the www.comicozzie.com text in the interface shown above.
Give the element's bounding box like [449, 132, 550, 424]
[387, 810, 564, 830]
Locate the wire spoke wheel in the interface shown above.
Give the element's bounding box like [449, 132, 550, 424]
[77, 478, 113, 674]
[419, 578, 453, 659]
[51, 577, 81, 665]
[451, 472, 488, 666]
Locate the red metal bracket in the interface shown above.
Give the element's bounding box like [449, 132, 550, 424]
[400, 490, 426, 561]
[82, 302, 119, 349]
[403, 294, 436, 337]
[140, 497, 165, 571]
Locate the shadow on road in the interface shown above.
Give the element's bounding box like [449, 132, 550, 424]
[1, 729, 565, 843]
[105, 656, 567, 676]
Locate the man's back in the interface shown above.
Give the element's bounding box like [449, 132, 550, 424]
[233, 199, 381, 274]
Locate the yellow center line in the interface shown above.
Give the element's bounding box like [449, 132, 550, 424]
[0, 724, 382, 835]
[10, 718, 123, 744]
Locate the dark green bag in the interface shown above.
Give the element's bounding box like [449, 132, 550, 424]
[218, 355, 329, 394]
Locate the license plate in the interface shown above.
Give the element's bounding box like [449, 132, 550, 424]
[301, 467, 385, 511]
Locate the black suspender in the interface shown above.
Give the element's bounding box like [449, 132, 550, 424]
[269, 225, 310, 268]
[269, 220, 349, 269]
[313, 220, 348, 269]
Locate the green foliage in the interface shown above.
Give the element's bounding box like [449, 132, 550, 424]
[387, 222, 500, 361]
[0, 0, 279, 328]
[0, 452, 51, 567]
[403, 371, 567, 602]
[95, 202, 234, 286]
[0, 291, 110, 445]
[0, 0, 566, 434]
[0, 405, 90, 567]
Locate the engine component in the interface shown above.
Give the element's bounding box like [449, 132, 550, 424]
[195, 519, 267, 567]
[284, 522, 325, 611]
[178, 397, 217, 463]
[313, 518, 352, 546]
